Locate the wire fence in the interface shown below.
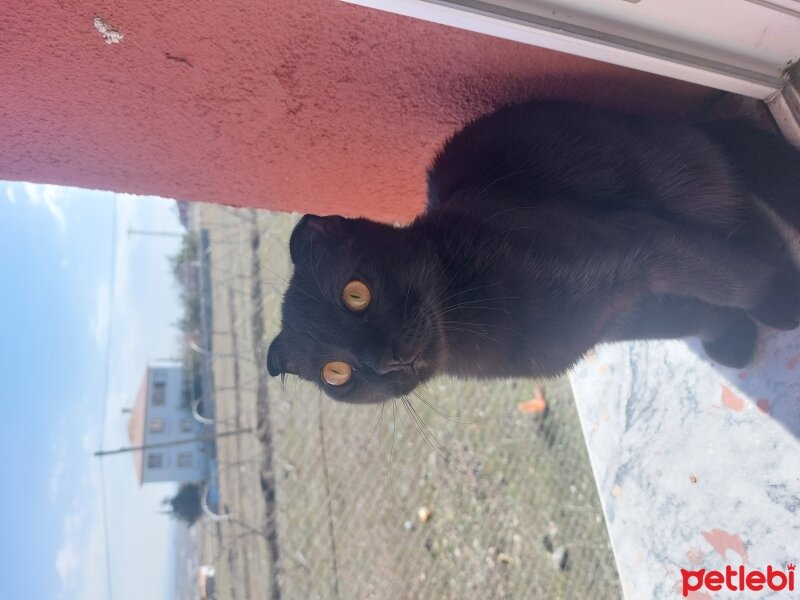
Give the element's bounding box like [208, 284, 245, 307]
[193, 203, 622, 600]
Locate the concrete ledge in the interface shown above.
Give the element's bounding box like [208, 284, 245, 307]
[570, 330, 800, 598]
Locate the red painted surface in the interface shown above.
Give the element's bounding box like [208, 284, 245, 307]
[1, 1, 713, 222]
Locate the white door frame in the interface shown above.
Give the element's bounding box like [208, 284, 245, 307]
[343, 0, 800, 143]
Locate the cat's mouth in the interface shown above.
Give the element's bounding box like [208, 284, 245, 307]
[380, 347, 433, 399]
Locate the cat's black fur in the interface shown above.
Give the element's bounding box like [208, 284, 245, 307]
[268, 102, 800, 404]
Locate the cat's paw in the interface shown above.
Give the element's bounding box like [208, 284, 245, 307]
[702, 315, 758, 368]
[749, 271, 800, 330]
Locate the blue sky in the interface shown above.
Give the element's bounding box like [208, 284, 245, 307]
[1, 182, 187, 599]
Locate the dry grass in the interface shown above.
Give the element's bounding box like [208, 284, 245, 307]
[196, 204, 621, 600]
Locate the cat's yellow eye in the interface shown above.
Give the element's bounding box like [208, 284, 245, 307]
[321, 361, 352, 386]
[342, 280, 371, 312]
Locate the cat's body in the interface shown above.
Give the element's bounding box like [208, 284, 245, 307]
[268, 102, 800, 404]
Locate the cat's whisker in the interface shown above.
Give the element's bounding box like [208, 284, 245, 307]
[433, 283, 501, 310]
[396, 395, 414, 439]
[435, 211, 476, 280]
[314, 252, 326, 298]
[441, 319, 534, 345]
[412, 291, 515, 330]
[360, 401, 385, 461]
[435, 306, 507, 322]
[402, 398, 472, 475]
[439, 296, 517, 310]
[484, 321, 534, 342]
[306, 238, 328, 300]
[259, 263, 291, 286]
[254, 260, 321, 302]
[451, 294, 519, 305]
[263, 271, 319, 303]
[401, 278, 414, 328]
[402, 397, 446, 459]
[410, 289, 439, 327]
[377, 397, 385, 462]
[411, 390, 479, 424]
[440, 324, 503, 347]
[388, 399, 401, 499]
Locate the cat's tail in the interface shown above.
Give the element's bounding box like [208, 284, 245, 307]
[700, 119, 800, 232]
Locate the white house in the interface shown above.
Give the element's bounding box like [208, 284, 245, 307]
[128, 365, 207, 485]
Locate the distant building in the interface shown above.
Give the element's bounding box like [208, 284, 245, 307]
[128, 365, 207, 485]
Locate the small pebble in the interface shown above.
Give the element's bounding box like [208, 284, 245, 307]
[551, 546, 568, 571]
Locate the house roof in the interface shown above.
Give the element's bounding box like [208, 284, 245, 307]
[128, 370, 149, 485]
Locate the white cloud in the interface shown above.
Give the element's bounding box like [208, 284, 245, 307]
[90, 282, 111, 348]
[5, 186, 17, 203]
[53, 428, 108, 600]
[55, 538, 79, 581]
[48, 443, 67, 504]
[82, 430, 99, 453]
[23, 182, 69, 232]
[55, 490, 108, 600]
[50, 400, 108, 600]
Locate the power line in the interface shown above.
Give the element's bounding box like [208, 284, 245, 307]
[97, 197, 119, 600]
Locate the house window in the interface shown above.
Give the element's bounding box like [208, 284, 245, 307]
[180, 417, 194, 433]
[147, 453, 164, 469]
[149, 418, 165, 433]
[151, 381, 166, 406]
[177, 452, 193, 468]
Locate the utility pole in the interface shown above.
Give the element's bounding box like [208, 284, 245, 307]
[94, 428, 251, 457]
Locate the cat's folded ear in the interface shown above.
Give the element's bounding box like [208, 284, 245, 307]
[266, 332, 297, 377]
[289, 214, 347, 263]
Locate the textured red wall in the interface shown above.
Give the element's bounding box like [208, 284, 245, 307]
[1, 1, 713, 222]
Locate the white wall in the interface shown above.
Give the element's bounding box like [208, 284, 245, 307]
[142, 366, 207, 484]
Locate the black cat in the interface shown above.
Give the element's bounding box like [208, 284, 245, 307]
[267, 102, 800, 404]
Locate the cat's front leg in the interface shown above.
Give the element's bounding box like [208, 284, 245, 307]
[651, 238, 800, 330]
[638, 221, 800, 330]
[602, 294, 757, 368]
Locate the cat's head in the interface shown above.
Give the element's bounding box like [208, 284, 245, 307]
[267, 215, 445, 404]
